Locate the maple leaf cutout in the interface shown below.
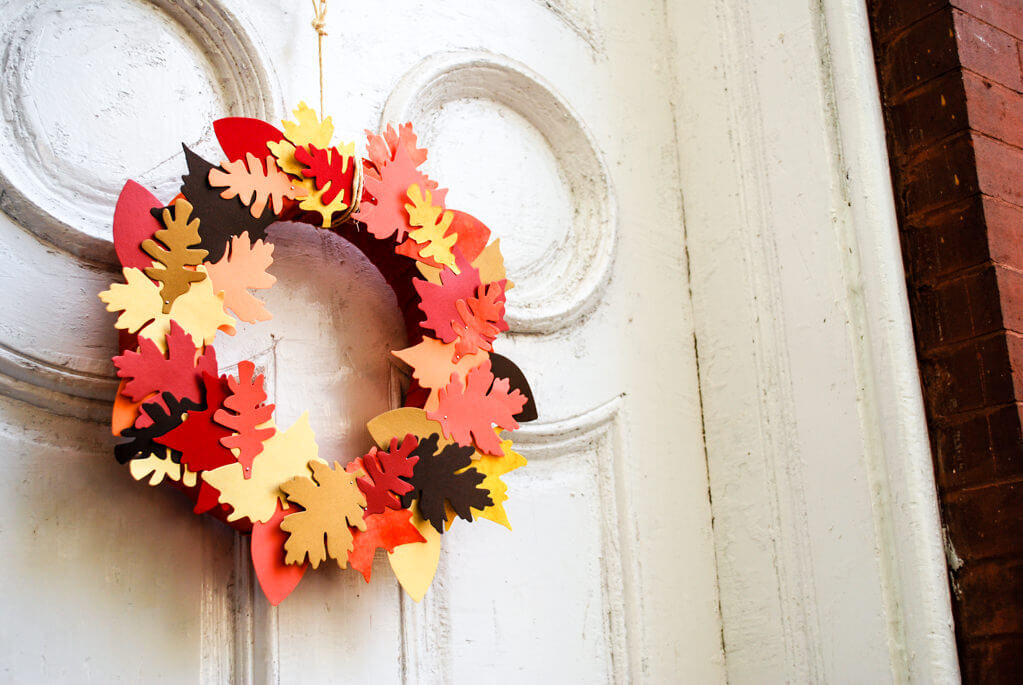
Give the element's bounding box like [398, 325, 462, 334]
[142, 198, 208, 313]
[279, 460, 368, 569]
[267, 102, 334, 176]
[364, 123, 428, 171]
[428, 360, 526, 456]
[214, 360, 276, 478]
[405, 184, 458, 270]
[449, 431, 527, 531]
[348, 508, 425, 582]
[155, 372, 237, 473]
[208, 153, 306, 219]
[201, 413, 324, 524]
[452, 280, 509, 360]
[356, 142, 447, 241]
[295, 143, 356, 206]
[100, 267, 165, 338]
[356, 434, 419, 515]
[399, 434, 492, 534]
[113, 321, 217, 411]
[205, 232, 276, 323]
[392, 338, 487, 411]
[414, 252, 481, 344]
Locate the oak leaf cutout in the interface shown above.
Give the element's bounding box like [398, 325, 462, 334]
[364, 122, 428, 171]
[213, 360, 275, 478]
[355, 434, 419, 515]
[427, 360, 526, 456]
[452, 280, 509, 359]
[279, 460, 367, 569]
[142, 198, 208, 313]
[113, 321, 217, 412]
[404, 184, 458, 270]
[399, 434, 492, 534]
[201, 413, 324, 524]
[208, 153, 306, 218]
[204, 232, 276, 323]
[295, 143, 356, 206]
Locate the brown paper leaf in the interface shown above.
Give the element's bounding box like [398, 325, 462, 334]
[142, 198, 208, 313]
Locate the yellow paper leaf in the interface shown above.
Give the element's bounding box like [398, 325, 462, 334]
[296, 176, 350, 228]
[99, 267, 164, 335]
[460, 432, 526, 530]
[202, 413, 326, 524]
[137, 266, 236, 352]
[366, 407, 453, 451]
[392, 338, 488, 411]
[387, 500, 442, 602]
[279, 461, 367, 569]
[416, 239, 513, 289]
[268, 102, 333, 175]
[405, 184, 457, 270]
[129, 448, 198, 487]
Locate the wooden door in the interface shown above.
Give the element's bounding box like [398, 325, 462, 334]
[0, 0, 722, 682]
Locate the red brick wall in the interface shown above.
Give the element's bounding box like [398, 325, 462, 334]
[867, 2, 1023, 681]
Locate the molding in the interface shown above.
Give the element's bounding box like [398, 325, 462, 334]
[529, 0, 603, 52]
[380, 50, 617, 335]
[0, 0, 277, 265]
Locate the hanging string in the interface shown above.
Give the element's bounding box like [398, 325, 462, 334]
[310, 0, 328, 119]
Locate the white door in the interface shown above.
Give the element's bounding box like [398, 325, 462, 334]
[0, 0, 723, 682]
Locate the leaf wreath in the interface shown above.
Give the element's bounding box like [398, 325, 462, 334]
[142, 198, 208, 313]
[399, 433, 493, 534]
[115, 392, 202, 465]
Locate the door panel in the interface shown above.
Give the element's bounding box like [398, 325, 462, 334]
[0, 0, 723, 681]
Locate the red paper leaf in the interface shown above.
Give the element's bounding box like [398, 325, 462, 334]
[113, 321, 218, 412]
[356, 434, 419, 515]
[252, 501, 308, 605]
[214, 117, 286, 163]
[295, 144, 356, 206]
[348, 507, 426, 582]
[113, 180, 163, 270]
[193, 481, 226, 515]
[427, 360, 527, 456]
[155, 372, 236, 472]
[413, 252, 480, 343]
[213, 360, 276, 478]
[356, 141, 447, 242]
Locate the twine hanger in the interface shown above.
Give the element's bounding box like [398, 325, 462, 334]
[310, 0, 328, 119]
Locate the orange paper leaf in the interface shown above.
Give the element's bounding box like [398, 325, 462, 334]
[204, 231, 276, 323]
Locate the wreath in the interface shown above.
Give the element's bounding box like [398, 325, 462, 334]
[98, 103, 537, 605]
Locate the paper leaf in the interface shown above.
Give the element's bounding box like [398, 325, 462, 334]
[427, 360, 526, 456]
[201, 413, 324, 524]
[357, 434, 419, 515]
[208, 153, 306, 219]
[391, 338, 487, 411]
[268, 102, 333, 176]
[111, 379, 142, 435]
[99, 267, 165, 336]
[142, 199, 208, 313]
[364, 122, 427, 170]
[251, 501, 308, 606]
[113, 321, 217, 409]
[178, 145, 277, 263]
[295, 143, 356, 206]
[213, 361, 276, 478]
[356, 142, 447, 241]
[155, 372, 237, 473]
[489, 352, 538, 422]
[296, 175, 350, 228]
[366, 407, 454, 451]
[279, 460, 367, 569]
[204, 232, 276, 323]
[214, 117, 286, 163]
[413, 252, 481, 344]
[113, 180, 163, 270]
[400, 209, 491, 271]
[129, 447, 198, 487]
[115, 392, 201, 464]
[399, 434, 492, 534]
[349, 507, 425, 582]
[452, 280, 508, 359]
[457, 432, 527, 530]
[387, 500, 441, 602]
[405, 184, 458, 270]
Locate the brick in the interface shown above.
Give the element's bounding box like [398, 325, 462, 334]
[902, 132, 980, 212]
[944, 481, 1023, 559]
[962, 637, 1023, 685]
[887, 70, 968, 156]
[954, 0, 1023, 41]
[903, 197, 991, 282]
[934, 404, 1023, 489]
[956, 557, 1023, 636]
[963, 72, 1023, 148]
[914, 267, 1003, 347]
[997, 268, 1023, 332]
[921, 334, 1012, 415]
[985, 196, 1023, 267]
[868, 0, 947, 40]
[954, 10, 1023, 91]
[879, 8, 960, 95]
[975, 135, 1023, 207]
